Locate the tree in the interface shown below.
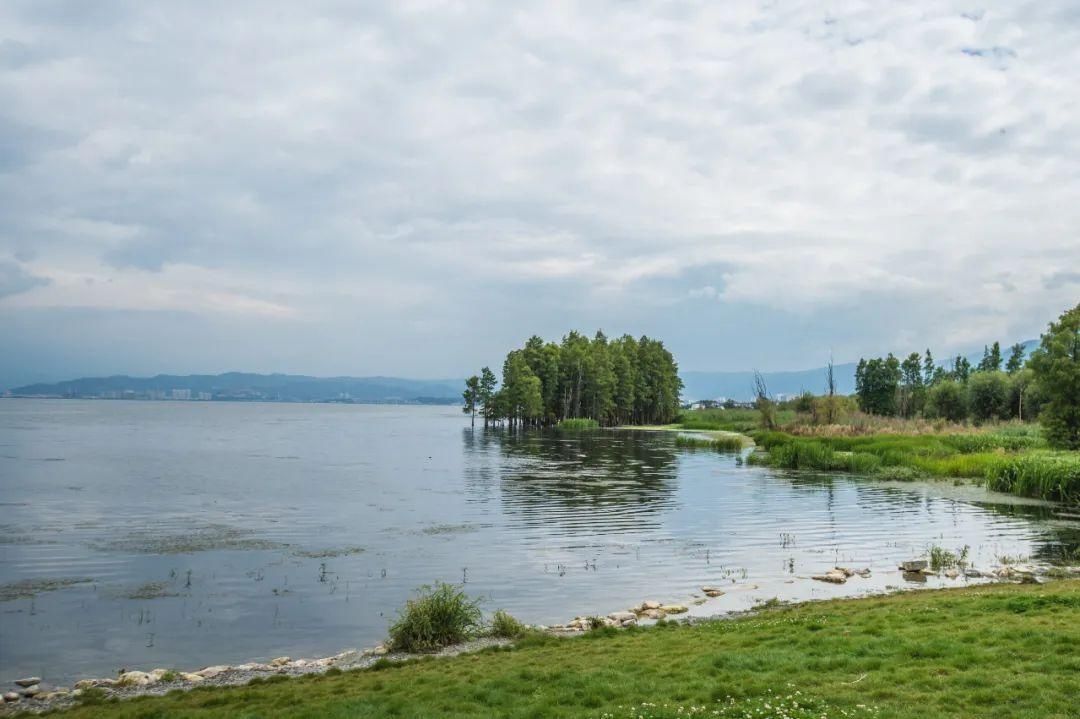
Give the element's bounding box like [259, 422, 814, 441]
[977, 342, 1002, 373]
[479, 367, 497, 427]
[926, 379, 967, 422]
[1029, 303, 1080, 449]
[951, 355, 972, 383]
[818, 354, 840, 424]
[900, 352, 925, 417]
[855, 354, 901, 415]
[462, 375, 480, 427]
[1008, 368, 1035, 421]
[753, 370, 776, 430]
[1005, 343, 1026, 374]
[968, 371, 1008, 422]
[922, 349, 935, 386]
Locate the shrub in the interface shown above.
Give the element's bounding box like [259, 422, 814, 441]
[388, 583, 483, 652]
[968, 371, 1010, 422]
[926, 380, 968, 422]
[489, 609, 526, 639]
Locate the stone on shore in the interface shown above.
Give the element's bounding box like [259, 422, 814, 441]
[608, 611, 637, 623]
[641, 600, 661, 610]
[19, 685, 41, 697]
[270, 656, 291, 667]
[659, 604, 688, 614]
[180, 673, 205, 683]
[900, 560, 928, 572]
[812, 569, 848, 584]
[195, 665, 231, 679]
[944, 568, 960, 579]
[701, 586, 725, 597]
[3, 692, 19, 703]
[14, 678, 41, 688]
[117, 671, 154, 687]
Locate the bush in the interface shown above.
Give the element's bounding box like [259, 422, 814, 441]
[388, 583, 483, 652]
[926, 380, 967, 422]
[489, 609, 526, 639]
[968, 371, 1010, 422]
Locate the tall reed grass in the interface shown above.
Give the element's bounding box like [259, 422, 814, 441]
[674, 434, 745, 452]
[986, 453, 1080, 504]
[555, 418, 600, 431]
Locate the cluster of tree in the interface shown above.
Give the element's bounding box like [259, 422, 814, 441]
[848, 302, 1080, 449]
[853, 341, 1037, 423]
[462, 331, 683, 428]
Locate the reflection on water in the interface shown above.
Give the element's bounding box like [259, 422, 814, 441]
[0, 399, 1076, 685]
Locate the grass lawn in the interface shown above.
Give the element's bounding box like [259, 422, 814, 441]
[47, 580, 1080, 718]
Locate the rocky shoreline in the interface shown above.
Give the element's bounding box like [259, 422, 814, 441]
[4, 563, 1075, 715]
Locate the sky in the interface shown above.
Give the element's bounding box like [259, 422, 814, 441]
[1, 1, 1079, 388]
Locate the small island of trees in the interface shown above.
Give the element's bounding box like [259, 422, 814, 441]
[462, 331, 683, 428]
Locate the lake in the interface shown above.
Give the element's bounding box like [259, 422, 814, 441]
[1, 399, 1076, 684]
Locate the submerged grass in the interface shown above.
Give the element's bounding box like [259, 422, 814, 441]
[50, 580, 1080, 719]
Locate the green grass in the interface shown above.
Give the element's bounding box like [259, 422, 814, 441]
[488, 609, 527, 639]
[556, 418, 601, 431]
[747, 431, 1079, 502]
[986, 453, 1080, 504]
[387, 583, 482, 653]
[673, 434, 746, 452]
[677, 409, 796, 433]
[50, 581, 1080, 718]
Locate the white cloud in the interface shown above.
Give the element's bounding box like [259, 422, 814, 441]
[0, 0, 1077, 378]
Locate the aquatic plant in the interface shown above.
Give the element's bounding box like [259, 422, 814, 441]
[985, 452, 1080, 504]
[489, 609, 526, 639]
[673, 434, 745, 452]
[387, 583, 483, 652]
[555, 418, 601, 431]
[927, 544, 970, 571]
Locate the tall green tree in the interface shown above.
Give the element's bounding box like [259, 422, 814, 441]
[1005, 343, 1026, 374]
[462, 375, 480, 427]
[900, 352, 925, 417]
[922, 349, 935, 386]
[926, 379, 967, 422]
[1029, 303, 1080, 449]
[478, 367, 498, 427]
[855, 354, 901, 415]
[977, 342, 1003, 372]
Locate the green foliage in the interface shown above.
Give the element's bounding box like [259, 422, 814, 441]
[472, 332, 682, 428]
[967, 371, 1009, 421]
[1029, 302, 1080, 449]
[555, 418, 600, 431]
[986, 452, 1080, 504]
[854, 354, 901, 415]
[673, 434, 745, 452]
[462, 375, 480, 425]
[927, 544, 970, 571]
[1006, 342, 1026, 374]
[489, 609, 527, 639]
[925, 379, 967, 422]
[387, 583, 483, 653]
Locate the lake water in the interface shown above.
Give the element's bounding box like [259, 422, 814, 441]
[1, 399, 1077, 684]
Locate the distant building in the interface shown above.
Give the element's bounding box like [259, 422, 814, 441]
[197, 392, 212, 401]
[171, 388, 192, 400]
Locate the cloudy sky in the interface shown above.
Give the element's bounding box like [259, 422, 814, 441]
[1, 1, 1078, 387]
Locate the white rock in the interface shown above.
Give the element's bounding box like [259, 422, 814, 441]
[117, 671, 154, 687]
[21, 685, 41, 697]
[270, 656, 291, 667]
[3, 692, 19, 703]
[608, 611, 637, 623]
[641, 600, 661, 610]
[14, 678, 41, 688]
[196, 665, 231, 679]
[180, 673, 205, 683]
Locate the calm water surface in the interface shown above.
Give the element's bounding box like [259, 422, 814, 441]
[1, 400, 1076, 683]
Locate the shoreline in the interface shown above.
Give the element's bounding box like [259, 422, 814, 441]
[6, 561, 1078, 715]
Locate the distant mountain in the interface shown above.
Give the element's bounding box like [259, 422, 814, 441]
[7, 372, 463, 405]
[681, 339, 1038, 402]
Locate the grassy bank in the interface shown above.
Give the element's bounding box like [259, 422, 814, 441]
[45, 580, 1080, 718]
[744, 428, 1080, 503]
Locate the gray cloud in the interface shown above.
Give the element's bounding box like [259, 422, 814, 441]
[0, 260, 49, 299]
[0, 1, 1077, 386]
